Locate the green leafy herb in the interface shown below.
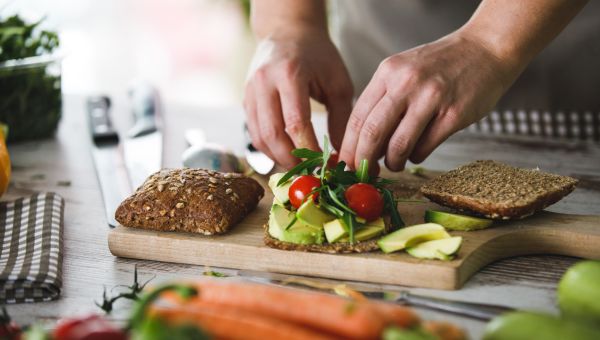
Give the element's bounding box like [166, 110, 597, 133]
[382, 189, 404, 228]
[356, 159, 369, 183]
[343, 212, 356, 244]
[203, 270, 228, 278]
[284, 215, 298, 231]
[0, 15, 61, 143]
[325, 186, 355, 215]
[320, 138, 331, 181]
[291, 148, 322, 159]
[277, 157, 321, 186]
[96, 265, 153, 314]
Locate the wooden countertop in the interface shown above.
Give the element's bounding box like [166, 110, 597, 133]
[4, 94, 600, 337]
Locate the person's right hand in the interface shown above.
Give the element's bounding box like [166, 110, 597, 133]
[243, 29, 354, 169]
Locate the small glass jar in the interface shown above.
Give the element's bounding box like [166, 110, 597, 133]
[0, 55, 62, 143]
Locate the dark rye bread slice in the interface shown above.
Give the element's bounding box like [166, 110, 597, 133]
[115, 168, 264, 235]
[420, 160, 578, 220]
[263, 218, 396, 254]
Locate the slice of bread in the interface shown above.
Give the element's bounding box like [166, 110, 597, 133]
[115, 168, 264, 235]
[263, 217, 397, 254]
[420, 160, 578, 220]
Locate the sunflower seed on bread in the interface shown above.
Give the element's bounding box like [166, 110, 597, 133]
[115, 168, 264, 235]
[420, 160, 578, 220]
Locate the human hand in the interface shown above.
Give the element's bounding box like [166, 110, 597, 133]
[244, 30, 353, 169]
[339, 30, 521, 172]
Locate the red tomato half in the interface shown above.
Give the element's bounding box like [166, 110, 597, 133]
[53, 314, 127, 340]
[288, 175, 321, 209]
[344, 183, 384, 221]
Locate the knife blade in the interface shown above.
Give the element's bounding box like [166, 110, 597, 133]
[88, 96, 132, 228]
[237, 269, 514, 321]
[244, 123, 274, 175]
[123, 82, 163, 190]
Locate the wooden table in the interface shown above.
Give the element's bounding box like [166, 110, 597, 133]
[5, 94, 600, 338]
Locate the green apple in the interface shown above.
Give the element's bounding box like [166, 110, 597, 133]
[483, 311, 600, 340]
[558, 260, 600, 326]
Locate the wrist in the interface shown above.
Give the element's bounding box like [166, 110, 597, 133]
[251, 0, 328, 41]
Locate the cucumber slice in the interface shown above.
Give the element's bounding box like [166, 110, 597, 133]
[425, 210, 493, 231]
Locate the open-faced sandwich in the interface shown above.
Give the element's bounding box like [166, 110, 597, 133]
[264, 141, 406, 253]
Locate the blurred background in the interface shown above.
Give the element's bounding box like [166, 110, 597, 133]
[1, 0, 252, 108]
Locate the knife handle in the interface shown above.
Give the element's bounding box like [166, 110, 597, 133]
[401, 292, 514, 321]
[128, 81, 160, 138]
[87, 96, 119, 145]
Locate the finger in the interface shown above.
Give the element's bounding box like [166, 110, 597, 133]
[325, 84, 353, 151]
[409, 111, 460, 164]
[384, 93, 439, 171]
[278, 77, 320, 151]
[255, 84, 298, 168]
[339, 78, 386, 169]
[243, 84, 275, 161]
[354, 94, 407, 170]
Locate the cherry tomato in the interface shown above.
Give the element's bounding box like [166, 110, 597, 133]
[0, 321, 20, 340]
[344, 183, 384, 221]
[53, 314, 127, 340]
[288, 175, 321, 209]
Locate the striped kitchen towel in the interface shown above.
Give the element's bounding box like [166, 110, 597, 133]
[0, 193, 64, 303]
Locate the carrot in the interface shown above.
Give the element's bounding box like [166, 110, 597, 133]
[373, 302, 421, 329]
[166, 280, 387, 339]
[149, 303, 338, 340]
[422, 320, 467, 340]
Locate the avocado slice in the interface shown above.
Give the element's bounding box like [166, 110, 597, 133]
[425, 210, 492, 231]
[324, 219, 347, 243]
[377, 223, 450, 254]
[268, 204, 325, 245]
[337, 218, 386, 243]
[296, 199, 336, 228]
[406, 236, 463, 260]
[268, 173, 292, 205]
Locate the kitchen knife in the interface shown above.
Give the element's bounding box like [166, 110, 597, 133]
[123, 82, 163, 190]
[238, 269, 514, 321]
[88, 96, 132, 228]
[244, 123, 274, 175]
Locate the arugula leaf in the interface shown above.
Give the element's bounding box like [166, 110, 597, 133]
[382, 189, 405, 228]
[343, 212, 356, 244]
[319, 198, 344, 218]
[325, 186, 355, 215]
[277, 158, 322, 186]
[292, 148, 322, 159]
[320, 138, 330, 181]
[284, 215, 298, 231]
[356, 159, 369, 183]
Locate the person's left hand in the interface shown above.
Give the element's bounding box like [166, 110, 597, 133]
[339, 30, 521, 172]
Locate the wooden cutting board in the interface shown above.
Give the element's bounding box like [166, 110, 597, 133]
[108, 170, 600, 290]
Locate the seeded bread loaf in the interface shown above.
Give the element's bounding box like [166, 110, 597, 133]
[115, 168, 264, 235]
[420, 160, 578, 220]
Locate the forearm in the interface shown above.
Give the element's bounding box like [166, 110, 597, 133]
[461, 0, 588, 72]
[250, 0, 327, 39]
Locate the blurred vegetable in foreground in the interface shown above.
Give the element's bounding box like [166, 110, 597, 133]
[0, 124, 10, 196]
[558, 260, 600, 326]
[0, 15, 61, 143]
